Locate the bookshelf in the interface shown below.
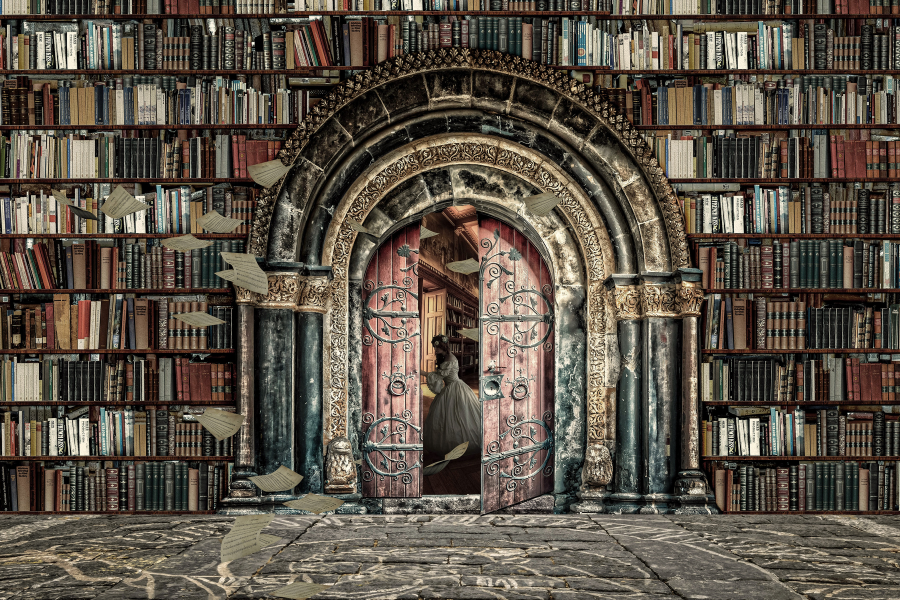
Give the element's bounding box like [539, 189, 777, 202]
[446, 292, 477, 373]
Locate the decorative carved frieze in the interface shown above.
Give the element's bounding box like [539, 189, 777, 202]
[297, 276, 330, 314]
[677, 283, 704, 317]
[640, 284, 679, 319]
[610, 285, 642, 321]
[254, 272, 301, 310]
[234, 286, 255, 305]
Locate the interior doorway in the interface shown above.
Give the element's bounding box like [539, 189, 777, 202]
[360, 206, 555, 513]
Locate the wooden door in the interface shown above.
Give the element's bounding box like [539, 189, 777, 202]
[421, 290, 446, 376]
[479, 218, 555, 514]
[361, 224, 423, 498]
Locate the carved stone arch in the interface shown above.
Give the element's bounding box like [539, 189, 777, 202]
[238, 50, 712, 514]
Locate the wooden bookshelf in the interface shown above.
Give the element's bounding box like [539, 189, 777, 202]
[703, 401, 896, 406]
[702, 349, 900, 354]
[0, 11, 881, 19]
[0, 124, 299, 130]
[0, 178, 254, 183]
[706, 456, 900, 461]
[0, 349, 236, 354]
[687, 234, 900, 240]
[3, 456, 234, 461]
[0, 234, 244, 239]
[0, 401, 237, 406]
[639, 124, 900, 130]
[1, 288, 235, 294]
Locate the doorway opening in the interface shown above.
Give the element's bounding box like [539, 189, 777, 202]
[360, 206, 555, 513]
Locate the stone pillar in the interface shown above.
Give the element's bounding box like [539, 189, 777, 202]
[222, 292, 259, 508]
[639, 273, 680, 514]
[673, 268, 718, 514]
[295, 273, 330, 495]
[604, 275, 643, 514]
[254, 272, 301, 501]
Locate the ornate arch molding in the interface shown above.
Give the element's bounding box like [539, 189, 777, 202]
[320, 134, 616, 454]
[247, 49, 689, 273]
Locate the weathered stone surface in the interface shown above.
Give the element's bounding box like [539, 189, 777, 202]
[3, 514, 900, 599]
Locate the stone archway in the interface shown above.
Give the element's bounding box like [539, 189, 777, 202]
[225, 50, 715, 515]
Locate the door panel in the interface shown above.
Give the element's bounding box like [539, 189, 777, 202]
[421, 290, 446, 376]
[361, 224, 422, 498]
[479, 218, 555, 514]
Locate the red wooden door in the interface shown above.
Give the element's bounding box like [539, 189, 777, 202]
[479, 218, 555, 514]
[361, 224, 423, 498]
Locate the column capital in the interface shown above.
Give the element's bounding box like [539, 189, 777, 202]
[254, 271, 301, 310]
[639, 272, 678, 319]
[296, 275, 331, 314]
[604, 275, 642, 321]
[675, 268, 704, 318]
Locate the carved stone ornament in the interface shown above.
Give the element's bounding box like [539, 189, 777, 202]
[233, 286, 255, 305]
[324, 436, 357, 494]
[581, 443, 613, 487]
[247, 49, 689, 272]
[640, 284, 679, 319]
[296, 276, 330, 314]
[317, 135, 615, 446]
[677, 283, 704, 317]
[255, 272, 301, 310]
[611, 285, 642, 321]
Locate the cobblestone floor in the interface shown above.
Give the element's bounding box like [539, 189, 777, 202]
[1, 513, 899, 599]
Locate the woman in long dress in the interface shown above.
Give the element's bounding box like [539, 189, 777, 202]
[423, 334, 482, 457]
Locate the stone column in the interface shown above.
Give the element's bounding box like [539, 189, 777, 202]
[639, 272, 680, 514]
[254, 272, 301, 502]
[673, 268, 718, 514]
[295, 273, 330, 495]
[222, 290, 259, 508]
[604, 275, 643, 514]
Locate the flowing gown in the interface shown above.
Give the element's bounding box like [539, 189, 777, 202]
[423, 353, 482, 457]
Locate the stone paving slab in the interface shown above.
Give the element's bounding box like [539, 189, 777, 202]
[2, 513, 900, 599]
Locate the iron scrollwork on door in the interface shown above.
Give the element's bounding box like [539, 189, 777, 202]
[480, 229, 554, 359]
[483, 413, 554, 492]
[362, 244, 420, 352]
[362, 410, 422, 484]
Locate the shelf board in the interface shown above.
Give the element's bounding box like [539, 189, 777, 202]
[0, 348, 235, 354]
[703, 455, 898, 461]
[703, 349, 899, 354]
[0, 124, 297, 130]
[698, 288, 900, 294]
[0, 178, 254, 183]
[687, 234, 900, 240]
[0, 233, 245, 239]
[0, 68, 355, 75]
[0, 12, 877, 19]
[702, 400, 896, 406]
[637, 124, 900, 130]
[0, 401, 234, 406]
[2, 510, 222, 514]
[1, 288, 233, 294]
[0, 455, 234, 461]
[670, 178, 897, 183]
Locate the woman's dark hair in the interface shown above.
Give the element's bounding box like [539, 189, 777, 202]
[431, 334, 449, 346]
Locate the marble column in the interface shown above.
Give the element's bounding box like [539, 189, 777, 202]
[222, 295, 259, 507]
[295, 273, 330, 495]
[604, 275, 643, 514]
[254, 271, 301, 503]
[673, 268, 719, 514]
[639, 273, 680, 514]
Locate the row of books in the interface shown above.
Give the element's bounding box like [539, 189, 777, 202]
[685, 185, 900, 236]
[705, 295, 900, 351]
[1, 297, 235, 350]
[0, 132, 279, 180]
[4, 239, 243, 291]
[713, 461, 896, 513]
[703, 409, 899, 457]
[2, 405, 235, 457]
[651, 131, 890, 180]
[0, 460, 231, 512]
[3, 75, 316, 127]
[4, 184, 257, 235]
[701, 354, 900, 403]
[634, 76, 900, 127]
[1, 356, 234, 403]
[699, 239, 900, 291]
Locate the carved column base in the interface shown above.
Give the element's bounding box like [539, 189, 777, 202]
[672, 470, 720, 515]
[226, 469, 259, 499]
[570, 487, 610, 513]
[219, 492, 367, 515]
[603, 492, 643, 514]
[638, 493, 675, 514]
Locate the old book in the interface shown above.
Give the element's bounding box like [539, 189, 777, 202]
[164, 462, 175, 510]
[133, 299, 149, 349]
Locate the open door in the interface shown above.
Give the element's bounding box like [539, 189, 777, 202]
[361, 223, 423, 498]
[479, 218, 555, 514]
